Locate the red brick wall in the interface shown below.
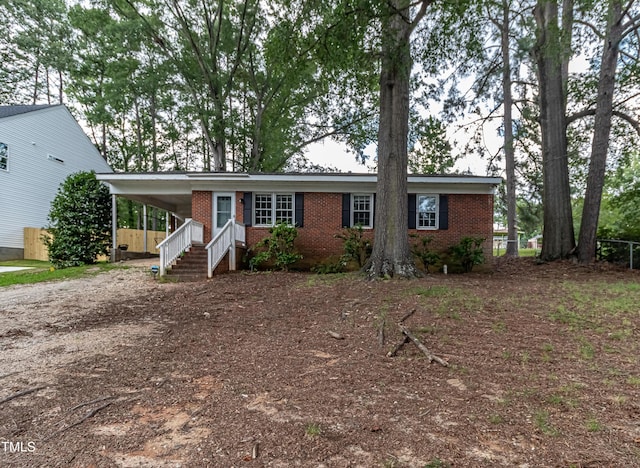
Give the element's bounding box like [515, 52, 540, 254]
[197, 191, 494, 266]
[191, 191, 212, 242]
[413, 194, 495, 259]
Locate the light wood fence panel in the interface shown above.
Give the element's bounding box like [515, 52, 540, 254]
[23, 228, 167, 261]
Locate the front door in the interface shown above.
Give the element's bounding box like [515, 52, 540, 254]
[213, 193, 235, 236]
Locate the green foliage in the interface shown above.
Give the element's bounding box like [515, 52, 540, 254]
[408, 116, 457, 174]
[44, 171, 112, 269]
[449, 237, 485, 272]
[311, 257, 346, 274]
[249, 223, 302, 271]
[410, 234, 440, 272]
[336, 225, 372, 268]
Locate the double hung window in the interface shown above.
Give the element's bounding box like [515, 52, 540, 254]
[352, 194, 373, 228]
[417, 194, 438, 229]
[254, 193, 294, 226]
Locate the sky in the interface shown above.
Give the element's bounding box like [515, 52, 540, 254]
[305, 136, 490, 175]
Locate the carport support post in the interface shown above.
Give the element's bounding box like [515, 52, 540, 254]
[111, 194, 117, 262]
[143, 204, 148, 252]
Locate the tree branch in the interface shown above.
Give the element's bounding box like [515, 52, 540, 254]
[567, 108, 640, 135]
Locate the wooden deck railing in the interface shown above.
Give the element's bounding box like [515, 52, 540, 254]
[206, 219, 246, 277]
[156, 219, 203, 276]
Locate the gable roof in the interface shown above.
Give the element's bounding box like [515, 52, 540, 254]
[0, 104, 58, 119]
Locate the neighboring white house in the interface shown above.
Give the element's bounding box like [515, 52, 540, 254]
[0, 105, 112, 261]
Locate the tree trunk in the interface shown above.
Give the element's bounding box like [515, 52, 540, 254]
[501, 0, 518, 257]
[577, 1, 623, 264]
[365, 0, 421, 279]
[534, 1, 575, 261]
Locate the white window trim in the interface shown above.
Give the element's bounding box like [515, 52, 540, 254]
[351, 193, 374, 229]
[253, 193, 295, 227]
[416, 194, 439, 230]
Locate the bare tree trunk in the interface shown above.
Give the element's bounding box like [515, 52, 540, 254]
[150, 92, 158, 171]
[501, 0, 518, 257]
[577, 0, 624, 264]
[32, 59, 40, 105]
[58, 69, 64, 104]
[366, 0, 425, 279]
[534, 0, 575, 260]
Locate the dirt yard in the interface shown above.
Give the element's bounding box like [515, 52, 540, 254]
[1, 259, 639, 467]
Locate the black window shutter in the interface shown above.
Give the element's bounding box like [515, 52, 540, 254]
[372, 193, 376, 228]
[408, 194, 417, 229]
[243, 192, 252, 227]
[439, 195, 448, 230]
[342, 193, 351, 227]
[295, 193, 304, 227]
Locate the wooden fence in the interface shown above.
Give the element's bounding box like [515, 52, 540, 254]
[24, 228, 167, 261]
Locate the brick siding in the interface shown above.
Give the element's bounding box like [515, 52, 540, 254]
[191, 191, 212, 242]
[202, 191, 494, 267]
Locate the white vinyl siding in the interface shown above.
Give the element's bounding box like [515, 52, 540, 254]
[0, 106, 112, 251]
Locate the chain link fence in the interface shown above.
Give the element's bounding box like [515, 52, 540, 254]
[597, 239, 640, 270]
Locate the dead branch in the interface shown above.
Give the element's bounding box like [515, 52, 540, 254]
[0, 371, 20, 380]
[0, 386, 46, 406]
[399, 308, 416, 324]
[45, 402, 113, 441]
[386, 335, 410, 357]
[399, 324, 449, 367]
[70, 395, 117, 412]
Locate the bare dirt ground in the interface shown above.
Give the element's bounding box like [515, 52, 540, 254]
[1, 259, 639, 467]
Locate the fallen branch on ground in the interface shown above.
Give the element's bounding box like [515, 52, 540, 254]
[384, 309, 448, 366]
[70, 395, 117, 412]
[45, 401, 113, 441]
[0, 386, 46, 406]
[385, 309, 416, 357]
[398, 324, 449, 367]
[386, 335, 410, 357]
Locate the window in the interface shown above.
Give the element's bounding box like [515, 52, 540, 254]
[254, 194, 273, 226]
[0, 142, 7, 171]
[417, 194, 438, 229]
[275, 194, 293, 224]
[254, 193, 294, 226]
[352, 194, 373, 228]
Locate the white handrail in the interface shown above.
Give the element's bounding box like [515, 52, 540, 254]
[157, 218, 204, 276]
[206, 219, 246, 278]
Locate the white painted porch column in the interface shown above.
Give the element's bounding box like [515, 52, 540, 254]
[143, 204, 148, 252]
[111, 194, 117, 262]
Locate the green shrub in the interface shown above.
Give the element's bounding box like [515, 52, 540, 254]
[43, 171, 111, 269]
[249, 223, 302, 271]
[336, 225, 372, 268]
[410, 234, 440, 273]
[311, 257, 346, 274]
[449, 236, 485, 272]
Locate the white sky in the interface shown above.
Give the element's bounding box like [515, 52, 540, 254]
[305, 137, 490, 175]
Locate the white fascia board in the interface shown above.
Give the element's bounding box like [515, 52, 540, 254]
[96, 172, 502, 195]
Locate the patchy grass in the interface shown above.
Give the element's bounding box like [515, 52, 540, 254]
[0, 261, 123, 287]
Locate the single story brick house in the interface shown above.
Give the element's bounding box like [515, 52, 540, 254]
[96, 172, 501, 274]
